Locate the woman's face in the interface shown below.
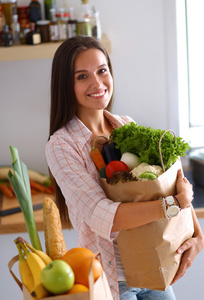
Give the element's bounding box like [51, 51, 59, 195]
[73, 49, 113, 113]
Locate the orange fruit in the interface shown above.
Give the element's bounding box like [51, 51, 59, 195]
[66, 284, 89, 295]
[62, 247, 94, 258]
[61, 248, 103, 288]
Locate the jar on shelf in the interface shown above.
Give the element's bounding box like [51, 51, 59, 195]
[56, 8, 69, 41]
[76, 18, 92, 37]
[36, 20, 50, 42]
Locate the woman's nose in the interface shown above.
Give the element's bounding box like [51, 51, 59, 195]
[90, 75, 102, 88]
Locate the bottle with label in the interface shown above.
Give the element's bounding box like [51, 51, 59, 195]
[67, 7, 76, 38]
[49, 8, 58, 42]
[29, 0, 42, 23]
[25, 22, 41, 44]
[91, 6, 101, 40]
[44, 0, 56, 21]
[11, 14, 20, 44]
[56, 8, 68, 41]
[1, 24, 13, 46]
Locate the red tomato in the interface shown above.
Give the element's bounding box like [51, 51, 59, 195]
[105, 160, 129, 178]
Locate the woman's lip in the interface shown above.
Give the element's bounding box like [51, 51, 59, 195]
[88, 90, 107, 98]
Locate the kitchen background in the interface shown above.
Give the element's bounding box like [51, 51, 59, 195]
[1, 0, 180, 174]
[1, 1, 204, 300]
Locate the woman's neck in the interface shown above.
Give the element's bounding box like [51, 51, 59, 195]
[77, 109, 113, 138]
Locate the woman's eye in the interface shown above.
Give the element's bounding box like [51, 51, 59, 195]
[77, 74, 87, 80]
[99, 68, 107, 74]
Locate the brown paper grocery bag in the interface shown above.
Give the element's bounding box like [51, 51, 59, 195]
[101, 159, 194, 290]
[8, 254, 113, 300]
[101, 159, 182, 203]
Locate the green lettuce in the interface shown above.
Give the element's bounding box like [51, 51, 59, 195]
[110, 122, 190, 170]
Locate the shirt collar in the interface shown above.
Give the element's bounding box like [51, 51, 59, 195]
[69, 110, 122, 147]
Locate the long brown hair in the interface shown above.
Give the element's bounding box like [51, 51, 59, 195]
[48, 36, 114, 227]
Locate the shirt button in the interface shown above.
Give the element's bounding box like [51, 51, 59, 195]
[109, 261, 112, 265]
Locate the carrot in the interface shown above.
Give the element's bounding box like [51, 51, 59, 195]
[31, 188, 38, 195]
[90, 147, 106, 171]
[0, 183, 15, 198]
[30, 180, 53, 194]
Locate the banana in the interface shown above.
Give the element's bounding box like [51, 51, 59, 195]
[17, 240, 50, 299]
[25, 242, 52, 265]
[15, 242, 35, 293]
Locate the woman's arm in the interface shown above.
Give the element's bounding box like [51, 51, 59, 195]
[112, 200, 162, 232]
[112, 169, 193, 232]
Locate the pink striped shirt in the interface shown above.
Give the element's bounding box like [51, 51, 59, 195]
[45, 110, 133, 300]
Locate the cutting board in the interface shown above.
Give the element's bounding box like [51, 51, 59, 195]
[0, 192, 54, 234]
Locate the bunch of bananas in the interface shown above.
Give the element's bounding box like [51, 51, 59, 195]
[14, 237, 52, 299]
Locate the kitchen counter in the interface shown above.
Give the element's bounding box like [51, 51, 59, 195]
[0, 192, 68, 234]
[184, 169, 204, 218]
[0, 168, 203, 234]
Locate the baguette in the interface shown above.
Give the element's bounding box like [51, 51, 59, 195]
[43, 197, 67, 260]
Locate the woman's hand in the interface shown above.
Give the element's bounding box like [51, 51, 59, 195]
[175, 169, 194, 209]
[171, 233, 204, 284]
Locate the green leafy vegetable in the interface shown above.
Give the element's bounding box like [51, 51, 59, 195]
[110, 122, 190, 170]
[8, 146, 42, 250]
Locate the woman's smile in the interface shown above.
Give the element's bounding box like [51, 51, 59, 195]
[88, 89, 107, 99]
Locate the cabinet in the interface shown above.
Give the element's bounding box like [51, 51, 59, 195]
[0, 34, 111, 61]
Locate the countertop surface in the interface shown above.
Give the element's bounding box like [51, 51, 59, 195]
[0, 168, 203, 234]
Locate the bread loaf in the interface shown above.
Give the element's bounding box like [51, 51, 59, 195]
[43, 197, 67, 260]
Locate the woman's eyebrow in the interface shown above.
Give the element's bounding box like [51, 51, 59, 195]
[74, 64, 108, 75]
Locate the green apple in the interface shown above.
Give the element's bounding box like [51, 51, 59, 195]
[41, 259, 75, 294]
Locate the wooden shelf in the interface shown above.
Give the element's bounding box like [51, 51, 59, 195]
[0, 34, 111, 62]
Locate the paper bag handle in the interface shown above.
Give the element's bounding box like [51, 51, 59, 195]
[8, 255, 23, 291]
[88, 252, 109, 300]
[159, 129, 177, 172]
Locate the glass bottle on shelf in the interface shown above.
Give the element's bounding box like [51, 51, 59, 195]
[1, 24, 13, 46]
[11, 14, 20, 45]
[44, 0, 56, 21]
[29, 0, 42, 23]
[91, 6, 101, 40]
[77, 0, 92, 37]
[25, 22, 41, 45]
[67, 7, 76, 38]
[81, 0, 91, 19]
[56, 8, 68, 41]
[49, 8, 58, 42]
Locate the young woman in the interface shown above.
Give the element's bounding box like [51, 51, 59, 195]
[45, 36, 204, 300]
